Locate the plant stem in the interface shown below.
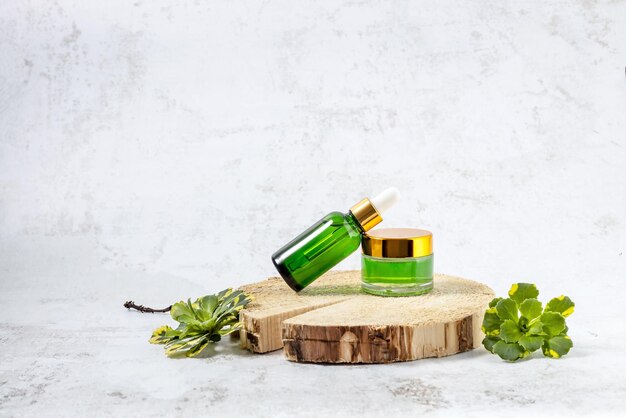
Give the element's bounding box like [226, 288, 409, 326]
[123, 301, 171, 313]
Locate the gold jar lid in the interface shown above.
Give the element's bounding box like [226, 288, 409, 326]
[362, 228, 432, 258]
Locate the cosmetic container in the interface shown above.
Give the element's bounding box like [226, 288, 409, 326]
[361, 228, 433, 296]
[272, 188, 400, 292]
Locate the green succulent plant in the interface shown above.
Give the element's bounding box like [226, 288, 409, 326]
[482, 283, 574, 362]
[150, 288, 252, 358]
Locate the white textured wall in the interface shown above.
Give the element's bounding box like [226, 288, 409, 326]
[2, 1, 626, 294]
[2, 1, 624, 294]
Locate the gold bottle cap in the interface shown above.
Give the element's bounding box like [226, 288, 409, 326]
[349, 198, 383, 231]
[362, 228, 433, 258]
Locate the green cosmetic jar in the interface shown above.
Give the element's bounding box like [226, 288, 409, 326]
[361, 228, 433, 297]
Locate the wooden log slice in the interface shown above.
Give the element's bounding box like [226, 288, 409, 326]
[238, 270, 360, 353]
[239, 270, 494, 363]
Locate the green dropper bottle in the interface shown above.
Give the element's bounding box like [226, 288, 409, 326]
[271, 188, 400, 291]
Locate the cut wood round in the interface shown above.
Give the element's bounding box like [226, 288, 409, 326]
[239, 270, 494, 364]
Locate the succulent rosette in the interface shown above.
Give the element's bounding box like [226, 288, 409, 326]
[150, 289, 252, 358]
[482, 283, 574, 361]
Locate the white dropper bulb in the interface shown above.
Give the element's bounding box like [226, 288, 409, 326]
[371, 187, 400, 214]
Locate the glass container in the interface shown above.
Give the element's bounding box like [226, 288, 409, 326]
[361, 228, 433, 296]
[271, 188, 399, 292]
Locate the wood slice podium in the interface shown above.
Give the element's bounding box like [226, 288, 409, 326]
[239, 270, 494, 364]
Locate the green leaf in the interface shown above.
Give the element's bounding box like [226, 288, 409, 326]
[216, 288, 234, 299]
[482, 307, 503, 336]
[527, 320, 544, 335]
[482, 336, 500, 353]
[518, 316, 529, 332]
[492, 340, 526, 362]
[187, 299, 201, 321]
[186, 337, 211, 358]
[499, 320, 523, 343]
[545, 295, 575, 318]
[199, 319, 217, 332]
[508, 283, 539, 306]
[198, 295, 219, 315]
[495, 298, 519, 322]
[214, 289, 247, 318]
[149, 325, 178, 344]
[178, 322, 206, 339]
[518, 335, 544, 352]
[542, 336, 573, 358]
[519, 298, 543, 321]
[540, 312, 566, 337]
[164, 334, 206, 357]
[488, 297, 503, 308]
[170, 301, 196, 323]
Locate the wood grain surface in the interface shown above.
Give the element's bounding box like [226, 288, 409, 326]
[239, 270, 494, 363]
